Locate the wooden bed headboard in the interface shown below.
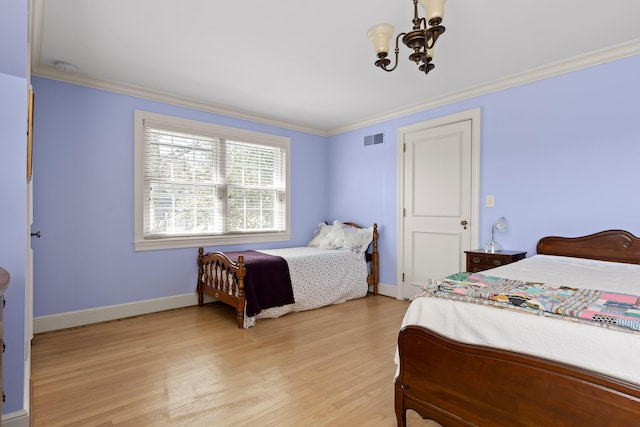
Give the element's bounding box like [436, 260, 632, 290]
[536, 229, 640, 265]
[344, 222, 379, 294]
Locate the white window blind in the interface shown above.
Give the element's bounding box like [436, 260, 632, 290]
[134, 111, 290, 251]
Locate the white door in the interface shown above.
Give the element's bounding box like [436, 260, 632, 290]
[399, 110, 480, 299]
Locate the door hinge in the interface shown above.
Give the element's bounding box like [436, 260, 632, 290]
[402, 273, 405, 282]
[403, 143, 406, 153]
[403, 208, 406, 217]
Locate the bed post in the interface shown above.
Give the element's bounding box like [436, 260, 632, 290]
[236, 255, 247, 328]
[394, 378, 407, 427]
[372, 223, 379, 295]
[197, 247, 204, 306]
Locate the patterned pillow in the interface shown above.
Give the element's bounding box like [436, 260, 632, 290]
[341, 225, 374, 256]
[307, 222, 332, 247]
[319, 220, 346, 249]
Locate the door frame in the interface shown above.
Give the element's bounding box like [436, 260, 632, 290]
[396, 108, 482, 299]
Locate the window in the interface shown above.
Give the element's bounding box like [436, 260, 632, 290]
[134, 111, 290, 251]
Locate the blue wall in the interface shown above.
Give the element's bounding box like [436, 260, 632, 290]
[328, 54, 640, 285]
[0, 0, 28, 415]
[31, 78, 329, 316]
[33, 54, 640, 318]
[0, 0, 27, 78]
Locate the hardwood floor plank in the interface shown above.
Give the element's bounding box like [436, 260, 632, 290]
[32, 295, 434, 426]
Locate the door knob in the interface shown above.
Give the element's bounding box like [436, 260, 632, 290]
[31, 231, 41, 238]
[460, 220, 468, 230]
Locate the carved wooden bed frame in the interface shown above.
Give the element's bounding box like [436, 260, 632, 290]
[395, 229, 640, 426]
[197, 222, 379, 328]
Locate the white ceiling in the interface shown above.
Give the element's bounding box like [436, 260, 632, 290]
[31, 0, 640, 135]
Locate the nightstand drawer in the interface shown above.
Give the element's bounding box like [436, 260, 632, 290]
[469, 254, 508, 267]
[465, 250, 526, 273]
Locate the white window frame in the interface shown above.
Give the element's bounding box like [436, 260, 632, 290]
[134, 110, 291, 251]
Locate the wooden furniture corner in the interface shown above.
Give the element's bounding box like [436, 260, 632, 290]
[465, 249, 526, 273]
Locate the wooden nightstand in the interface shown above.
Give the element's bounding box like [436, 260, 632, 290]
[465, 250, 526, 273]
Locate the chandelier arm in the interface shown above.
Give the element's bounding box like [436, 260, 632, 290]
[377, 32, 406, 72]
[425, 25, 445, 50]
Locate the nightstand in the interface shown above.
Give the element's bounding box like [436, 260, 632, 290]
[465, 250, 526, 273]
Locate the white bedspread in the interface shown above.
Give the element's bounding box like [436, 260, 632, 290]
[243, 247, 368, 327]
[396, 255, 640, 385]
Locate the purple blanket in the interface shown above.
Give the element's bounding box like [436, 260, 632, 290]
[224, 250, 294, 317]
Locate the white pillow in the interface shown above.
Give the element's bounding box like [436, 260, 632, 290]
[319, 220, 346, 249]
[341, 225, 374, 256]
[307, 222, 332, 247]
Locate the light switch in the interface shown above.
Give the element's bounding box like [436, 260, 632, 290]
[486, 195, 495, 208]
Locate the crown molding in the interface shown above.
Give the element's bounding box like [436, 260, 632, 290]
[31, 64, 330, 136]
[328, 38, 640, 136]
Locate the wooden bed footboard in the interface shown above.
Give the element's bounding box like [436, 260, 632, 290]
[197, 248, 247, 328]
[395, 325, 640, 427]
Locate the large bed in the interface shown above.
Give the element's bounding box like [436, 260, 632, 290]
[395, 229, 640, 426]
[197, 221, 379, 328]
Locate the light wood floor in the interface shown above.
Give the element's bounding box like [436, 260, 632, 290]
[31, 295, 436, 426]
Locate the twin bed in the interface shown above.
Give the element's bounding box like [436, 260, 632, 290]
[395, 229, 640, 426]
[197, 221, 378, 328]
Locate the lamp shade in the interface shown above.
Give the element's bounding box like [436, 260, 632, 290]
[494, 216, 507, 232]
[367, 23, 395, 54]
[420, 0, 446, 22]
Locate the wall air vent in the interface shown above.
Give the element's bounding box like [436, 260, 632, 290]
[364, 133, 384, 146]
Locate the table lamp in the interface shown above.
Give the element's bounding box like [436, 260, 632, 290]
[484, 216, 507, 253]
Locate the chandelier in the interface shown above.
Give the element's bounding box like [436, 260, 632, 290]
[368, 0, 446, 75]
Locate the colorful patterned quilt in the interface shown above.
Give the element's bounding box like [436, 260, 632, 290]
[418, 272, 640, 333]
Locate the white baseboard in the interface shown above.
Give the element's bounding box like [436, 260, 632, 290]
[33, 284, 397, 334]
[34, 293, 205, 333]
[2, 410, 29, 427]
[376, 282, 398, 299]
